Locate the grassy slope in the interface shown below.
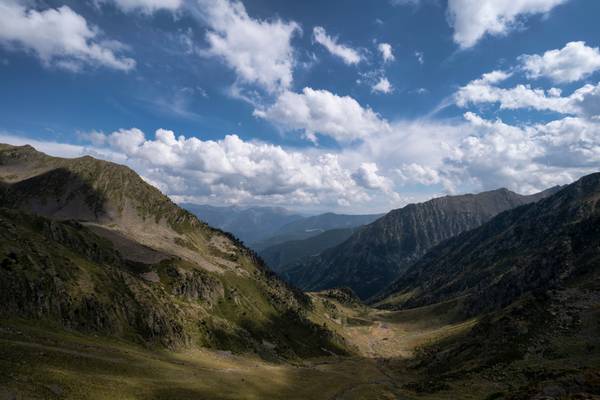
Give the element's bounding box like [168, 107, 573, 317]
[0, 144, 349, 358]
[0, 319, 388, 400]
[1, 284, 598, 399]
[0, 206, 347, 358]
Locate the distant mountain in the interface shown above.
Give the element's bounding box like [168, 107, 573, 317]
[376, 172, 600, 313]
[282, 187, 560, 300]
[252, 212, 383, 250]
[180, 204, 304, 245]
[259, 227, 358, 272]
[0, 143, 347, 357]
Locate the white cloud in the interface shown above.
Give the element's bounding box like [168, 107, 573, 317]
[372, 77, 393, 94]
[447, 0, 569, 49]
[253, 87, 390, 143]
[569, 83, 600, 119]
[5, 108, 600, 213]
[312, 26, 362, 65]
[377, 42, 394, 63]
[98, 0, 182, 13]
[107, 128, 146, 154]
[390, 113, 600, 195]
[453, 70, 600, 115]
[396, 163, 443, 186]
[456, 82, 571, 114]
[415, 51, 424, 64]
[352, 162, 395, 194]
[79, 130, 107, 146]
[84, 128, 397, 210]
[195, 0, 300, 93]
[520, 41, 600, 83]
[451, 113, 599, 193]
[0, 1, 135, 71]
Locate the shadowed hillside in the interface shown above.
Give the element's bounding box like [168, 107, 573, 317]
[282, 186, 559, 299]
[0, 143, 347, 357]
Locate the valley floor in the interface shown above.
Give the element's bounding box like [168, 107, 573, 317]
[1, 289, 599, 400]
[0, 299, 491, 400]
[0, 318, 407, 400]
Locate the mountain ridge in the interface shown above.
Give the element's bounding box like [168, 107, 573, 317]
[376, 172, 600, 313]
[282, 185, 561, 299]
[0, 143, 347, 357]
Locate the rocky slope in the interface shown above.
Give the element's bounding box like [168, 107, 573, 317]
[377, 172, 600, 313]
[0, 143, 347, 358]
[282, 187, 559, 300]
[375, 172, 600, 398]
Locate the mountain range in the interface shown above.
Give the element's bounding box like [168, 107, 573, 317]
[183, 203, 381, 251]
[180, 203, 304, 245]
[1, 143, 599, 399]
[281, 186, 560, 299]
[377, 172, 600, 313]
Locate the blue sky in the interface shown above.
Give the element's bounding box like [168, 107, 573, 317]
[1, 0, 600, 213]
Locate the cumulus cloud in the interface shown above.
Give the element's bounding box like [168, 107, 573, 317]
[253, 87, 391, 143]
[194, 0, 300, 93]
[372, 77, 393, 94]
[97, 0, 182, 13]
[79, 128, 407, 209]
[572, 83, 600, 118]
[107, 128, 146, 154]
[0, 1, 135, 71]
[452, 113, 599, 192]
[455, 71, 571, 113]
[6, 108, 600, 213]
[377, 42, 394, 63]
[396, 163, 443, 186]
[392, 113, 600, 195]
[520, 41, 600, 83]
[352, 162, 395, 194]
[454, 70, 600, 116]
[447, 0, 569, 49]
[313, 26, 362, 65]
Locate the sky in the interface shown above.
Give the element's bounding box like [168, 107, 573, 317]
[1, 0, 600, 214]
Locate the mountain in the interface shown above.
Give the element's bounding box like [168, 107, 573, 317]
[282, 187, 560, 300]
[180, 203, 304, 245]
[252, 212, 383, 250]
[259, 227, 358, 272]
[1, 143, 598, 399]
[376, 172, 600, 313]
[0, 144, 347, 357]
[372, 172, 600, 396]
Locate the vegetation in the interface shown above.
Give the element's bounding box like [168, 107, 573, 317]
[1, 143, 599, 399]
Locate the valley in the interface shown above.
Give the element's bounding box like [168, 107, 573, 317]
[0, 300, 493, 400]
[4, 1, 600, 398]
[2, 284, 598, 399]
[0, 144, 599, 399]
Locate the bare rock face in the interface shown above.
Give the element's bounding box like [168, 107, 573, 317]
[283, 186, 559, 300]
